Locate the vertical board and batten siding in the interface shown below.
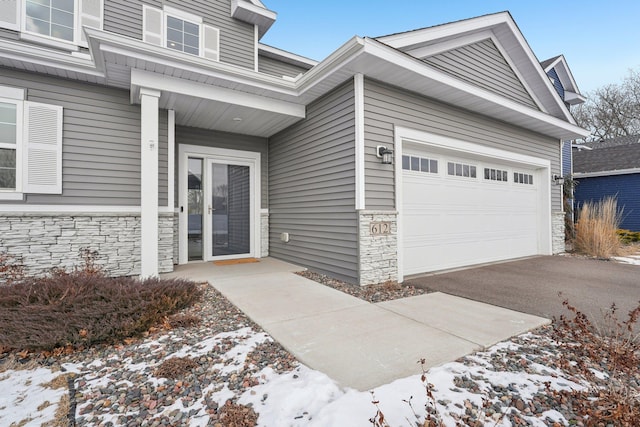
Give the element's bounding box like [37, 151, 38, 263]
[574, 174, 640, 232]
[257, 55, 309, 79]
[269, 81, 358, 282]
[0, 67, 169, 206]
[175, 126, 268, 209]
[104, 0, 255, 70]
[546, 68, 565, 100]
[423, 39, 538, 109]
[363, 78, 563, 211]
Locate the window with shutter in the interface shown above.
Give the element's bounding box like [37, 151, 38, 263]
[78, 0, 103, 46]
[0, 0, 104, 48]
[203, 25, 220, 61]
[23, 102, 63, 194]
[143, 5, 220, 62]
[143, 5, 164, 46]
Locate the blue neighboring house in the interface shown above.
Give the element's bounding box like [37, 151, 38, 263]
[573, 135, 640, 231]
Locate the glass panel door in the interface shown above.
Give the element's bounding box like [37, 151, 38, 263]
[187, 158, 203, 261]
[211, 163, 251, 257]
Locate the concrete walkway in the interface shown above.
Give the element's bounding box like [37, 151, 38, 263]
[167, 258, 549, 391]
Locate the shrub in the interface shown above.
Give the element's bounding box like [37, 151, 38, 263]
[574, 197, 623, 258]
[551, 298, 640, 425]
[618, 229, 640, 244]
[0, 256, 203, 352]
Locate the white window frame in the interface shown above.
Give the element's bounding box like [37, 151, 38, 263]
[0, 87, 25, 200]
[163, 7, 202, 56]
[143, 4, 220, 61]
[18, 0, 103, 50]
[21, 0, 79, 49]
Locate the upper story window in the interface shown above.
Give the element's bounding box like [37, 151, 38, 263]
[143, 5, 220, 61]
[25, 0, 75, 42]
[0, 0, 103, 49]
[166, 15, 199, 55]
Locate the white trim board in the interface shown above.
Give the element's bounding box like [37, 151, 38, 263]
[393, 126, 552, 283]
[574, 168, 640, 178]
[354, 73, 365, 210]
[177, 144, 262, 265]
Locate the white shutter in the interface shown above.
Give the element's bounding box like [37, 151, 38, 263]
[0, 0, 20, 31]
[23, 102, 63, 194]
[143, 5, 163, 46]
[203, 24, 220, 61]
[78, 0, 103, 46]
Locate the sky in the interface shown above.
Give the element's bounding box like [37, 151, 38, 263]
[259, 1, 640, 94]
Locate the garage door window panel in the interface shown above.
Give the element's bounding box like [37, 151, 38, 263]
[514, 172, 534, 185]
[447, 161, 476, 178]
[403, 155, 438, 174]
[484, 168, 509, 182]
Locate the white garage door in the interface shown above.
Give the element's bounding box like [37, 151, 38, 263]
[402, 146, 542, 276]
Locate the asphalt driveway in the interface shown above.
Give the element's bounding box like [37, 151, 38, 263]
[405, 256, 640, 323]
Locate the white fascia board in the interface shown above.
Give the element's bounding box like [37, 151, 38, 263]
[362, 39, 590, 139]
[0, 38, 104, 78]
[564, 91, 587, 105]
[131, 68, 305, 118]
[574, 168, 640, 178]
[258, 43, 318, 68]
[230, 0, 276, 38]
[378, 12, 512, 48]
[86, 28, 298, 95]
[296, 36, 365, 95]
[545, 55, 583, 96]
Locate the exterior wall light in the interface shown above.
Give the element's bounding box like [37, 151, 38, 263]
[376, 145, 393, 165]
[552, 174, 565, 185]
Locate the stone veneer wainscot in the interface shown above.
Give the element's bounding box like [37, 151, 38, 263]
[0, 212, 174, 277]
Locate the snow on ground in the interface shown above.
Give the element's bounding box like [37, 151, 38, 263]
[614, 254, 640, 265]
[0, 326, 592, 427]
[0, 367, 68, 427]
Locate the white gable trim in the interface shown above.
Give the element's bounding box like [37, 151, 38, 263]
[378, 12, 574, 124]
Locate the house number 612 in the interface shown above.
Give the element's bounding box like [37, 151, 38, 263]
[370, 221, 391, 235]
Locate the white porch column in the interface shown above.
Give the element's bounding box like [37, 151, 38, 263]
[139, 88, 161, 277]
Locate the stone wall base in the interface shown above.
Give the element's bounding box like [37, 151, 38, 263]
[552, 211, 566, 254]
[0, 212, 174, 277]
[357, 210, 398, 286]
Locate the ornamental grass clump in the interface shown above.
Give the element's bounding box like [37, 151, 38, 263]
[574, 197, 623, 258]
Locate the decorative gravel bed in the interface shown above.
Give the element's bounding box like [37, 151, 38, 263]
[2, 280, 637, 426]
[296, 270, 428, 303]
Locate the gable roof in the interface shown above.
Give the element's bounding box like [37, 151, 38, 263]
[541, 55, 586, 106]
[376, 12, 575, 124]
[573, 135, 640, 174]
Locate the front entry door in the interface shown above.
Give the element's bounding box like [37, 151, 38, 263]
[209, 161, 251, 258]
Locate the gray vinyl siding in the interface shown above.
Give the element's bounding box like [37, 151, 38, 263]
[104, 0, 256, 70]
[0, 28, 20, 41]
[269, 80, 358, 283]
[0, 67, 170, 206]
[363, 78, 562, 211]
[175, 127, 268, 209]
[424, 39, 538, 109]
[258, 55, 309, 79]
